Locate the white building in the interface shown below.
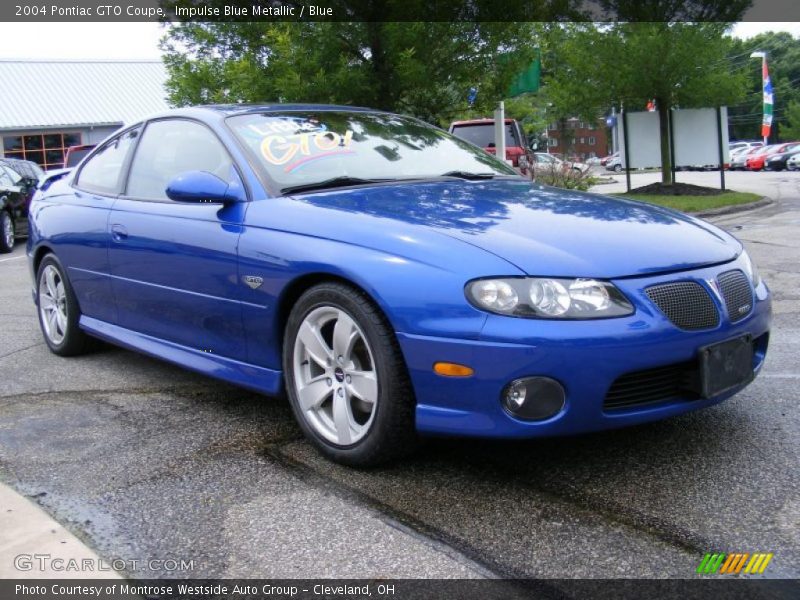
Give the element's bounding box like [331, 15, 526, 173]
[0, 59, 168, 169]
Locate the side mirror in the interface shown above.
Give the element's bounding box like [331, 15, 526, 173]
[166, 170, 245, 204]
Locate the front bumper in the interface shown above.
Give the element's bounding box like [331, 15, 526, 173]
[397, 259, 772, 438]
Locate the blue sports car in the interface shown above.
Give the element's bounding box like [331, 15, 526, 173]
[27, 105, 771, 465]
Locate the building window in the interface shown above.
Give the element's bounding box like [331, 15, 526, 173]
[548, 122, 558, 131]
[579, 137, 585, 144]
[3, 132, 82, 169]
[548, 137, 558, 147]
[588, 136, 596, 145]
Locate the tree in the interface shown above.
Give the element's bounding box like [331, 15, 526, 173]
[160, 15, 549, 125]
[780, 101, 800, 141]
[544, 21, 748, 185]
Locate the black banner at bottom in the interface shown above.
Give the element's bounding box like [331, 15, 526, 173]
[1, 579, 798, 600]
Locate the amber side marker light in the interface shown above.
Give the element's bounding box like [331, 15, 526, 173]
[433, 362, 474, 377]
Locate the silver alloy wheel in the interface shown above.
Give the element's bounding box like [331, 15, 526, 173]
[39, 265, 68, 345]
[2, 213, 12, 249]
[292, 306, 379, 445]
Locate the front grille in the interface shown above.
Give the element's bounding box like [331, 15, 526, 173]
[717, 269, 753, 322]
[604, 361, 699, 410]
[645, 282, 719, 330]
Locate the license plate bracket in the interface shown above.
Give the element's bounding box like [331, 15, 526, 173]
[699, 334, 754, 398]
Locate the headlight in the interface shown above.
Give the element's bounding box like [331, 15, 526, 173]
[466, 277, 634, 319]
[741, 250, 761, 287]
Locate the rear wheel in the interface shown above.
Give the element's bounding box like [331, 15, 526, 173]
[283, 282, 417, 466]
[0, 211, 13, 253]
[36, 255, 92, 356]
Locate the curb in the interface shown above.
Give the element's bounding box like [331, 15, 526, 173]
[691, 197, 773, 218]
[0, 482, 122, 579]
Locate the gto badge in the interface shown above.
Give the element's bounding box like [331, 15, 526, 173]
[243, 275, 263, 290]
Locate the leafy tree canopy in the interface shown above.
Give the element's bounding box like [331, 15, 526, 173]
[161, 15, 554, 125]
[543, 22, 748, 183]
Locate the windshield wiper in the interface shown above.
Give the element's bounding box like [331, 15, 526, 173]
[438, 170, 497, 180]
[281, 176, 393, 195]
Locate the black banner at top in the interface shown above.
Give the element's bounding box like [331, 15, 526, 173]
[2, 0, 800, 23]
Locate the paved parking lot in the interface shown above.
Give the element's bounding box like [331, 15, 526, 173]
[0, 172, 798, 579]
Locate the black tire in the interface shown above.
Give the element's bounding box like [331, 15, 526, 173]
[0, 210, 13, 253]
[283, 282, 418, 466]
[36, 254, 92, 356]
[613, 164, 622, 172]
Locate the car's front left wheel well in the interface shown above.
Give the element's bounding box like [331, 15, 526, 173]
[275, 273, 392, 350]
[33, 245, 54, 276]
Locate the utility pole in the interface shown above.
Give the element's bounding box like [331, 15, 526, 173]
[494, 101, 506, 164]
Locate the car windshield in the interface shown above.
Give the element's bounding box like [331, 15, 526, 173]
[228, 111, 517, 193]
[450, 123, 520, 148]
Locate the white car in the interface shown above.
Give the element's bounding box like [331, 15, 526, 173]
[534, 153, 590, 173]
[605, 154, 623, 172]
[787, 153, 800, 171]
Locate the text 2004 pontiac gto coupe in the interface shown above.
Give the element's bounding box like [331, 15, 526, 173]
[28, 105, 771, 465]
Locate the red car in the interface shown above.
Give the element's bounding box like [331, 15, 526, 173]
[745, 143, 796, 171]
[449, 118, 533, 174]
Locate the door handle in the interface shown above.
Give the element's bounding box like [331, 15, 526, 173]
[111, 224, 128, 242]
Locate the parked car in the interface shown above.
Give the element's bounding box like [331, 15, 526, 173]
[745, 143, 797, 171]
[763, 144, 800, 171]
[28, 105, 771, 466]
[787, 153, 800, 171]
[63, 144, 97, 168]
[534, 152, 590, 174]
[605, 154, 623, 172]
[728, 146, 762, 171]
[728, 140, 763, 154]
[0, 158, 44, 252]
[600, 151, 619, 166]
[449, 118, 533, 174]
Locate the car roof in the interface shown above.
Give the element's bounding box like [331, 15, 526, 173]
[196, 103, 376, 115]
[450, 119, 515, 126]
[134, 103, 393, 126]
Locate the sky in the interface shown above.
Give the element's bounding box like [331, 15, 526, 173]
[0, 22, 798, 61]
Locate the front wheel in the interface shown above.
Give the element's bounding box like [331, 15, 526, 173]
[0, 211, 13, 253]
[283, 282, 418, 466]
[36, 254, 92, 356]
[613, 164, 622, 172]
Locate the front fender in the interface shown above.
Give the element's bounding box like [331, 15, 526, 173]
[236, 221, 519, 370]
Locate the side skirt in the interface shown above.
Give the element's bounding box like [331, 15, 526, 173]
[80, 316, 283, 396]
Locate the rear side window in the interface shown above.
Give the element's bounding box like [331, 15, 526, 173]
[77, 129, 139, 195]
[450, 123, 520, 148]
[125, 119, 233, 201]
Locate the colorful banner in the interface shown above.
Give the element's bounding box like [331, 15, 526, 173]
[761, 59, 774, 140]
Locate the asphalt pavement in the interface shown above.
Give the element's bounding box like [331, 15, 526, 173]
[0, 172, 798, 580]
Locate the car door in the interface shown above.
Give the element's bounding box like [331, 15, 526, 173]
[52, 127, 141, 324]
[108, 118, 249, 361]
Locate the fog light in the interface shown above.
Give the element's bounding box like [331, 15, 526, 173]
[502, 377, 565, 421]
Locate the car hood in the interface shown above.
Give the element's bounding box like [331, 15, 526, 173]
[292, 179, 741, 278]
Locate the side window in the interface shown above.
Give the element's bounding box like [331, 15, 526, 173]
[77, 128, 139, 195]
[126, 119, 234, 201]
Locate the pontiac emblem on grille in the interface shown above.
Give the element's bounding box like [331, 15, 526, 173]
[243, 275, 263, 290]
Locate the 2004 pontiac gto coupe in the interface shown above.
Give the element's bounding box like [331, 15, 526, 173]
[28, 105, 771, 465]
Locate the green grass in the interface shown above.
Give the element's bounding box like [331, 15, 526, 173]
[612, 191, 761, 213]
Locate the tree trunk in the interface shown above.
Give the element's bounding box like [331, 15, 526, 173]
[657, 100, 673, 185]
[366, 22, 392, 110]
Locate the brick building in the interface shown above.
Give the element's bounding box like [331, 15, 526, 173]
[546, 117, 611, 161]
